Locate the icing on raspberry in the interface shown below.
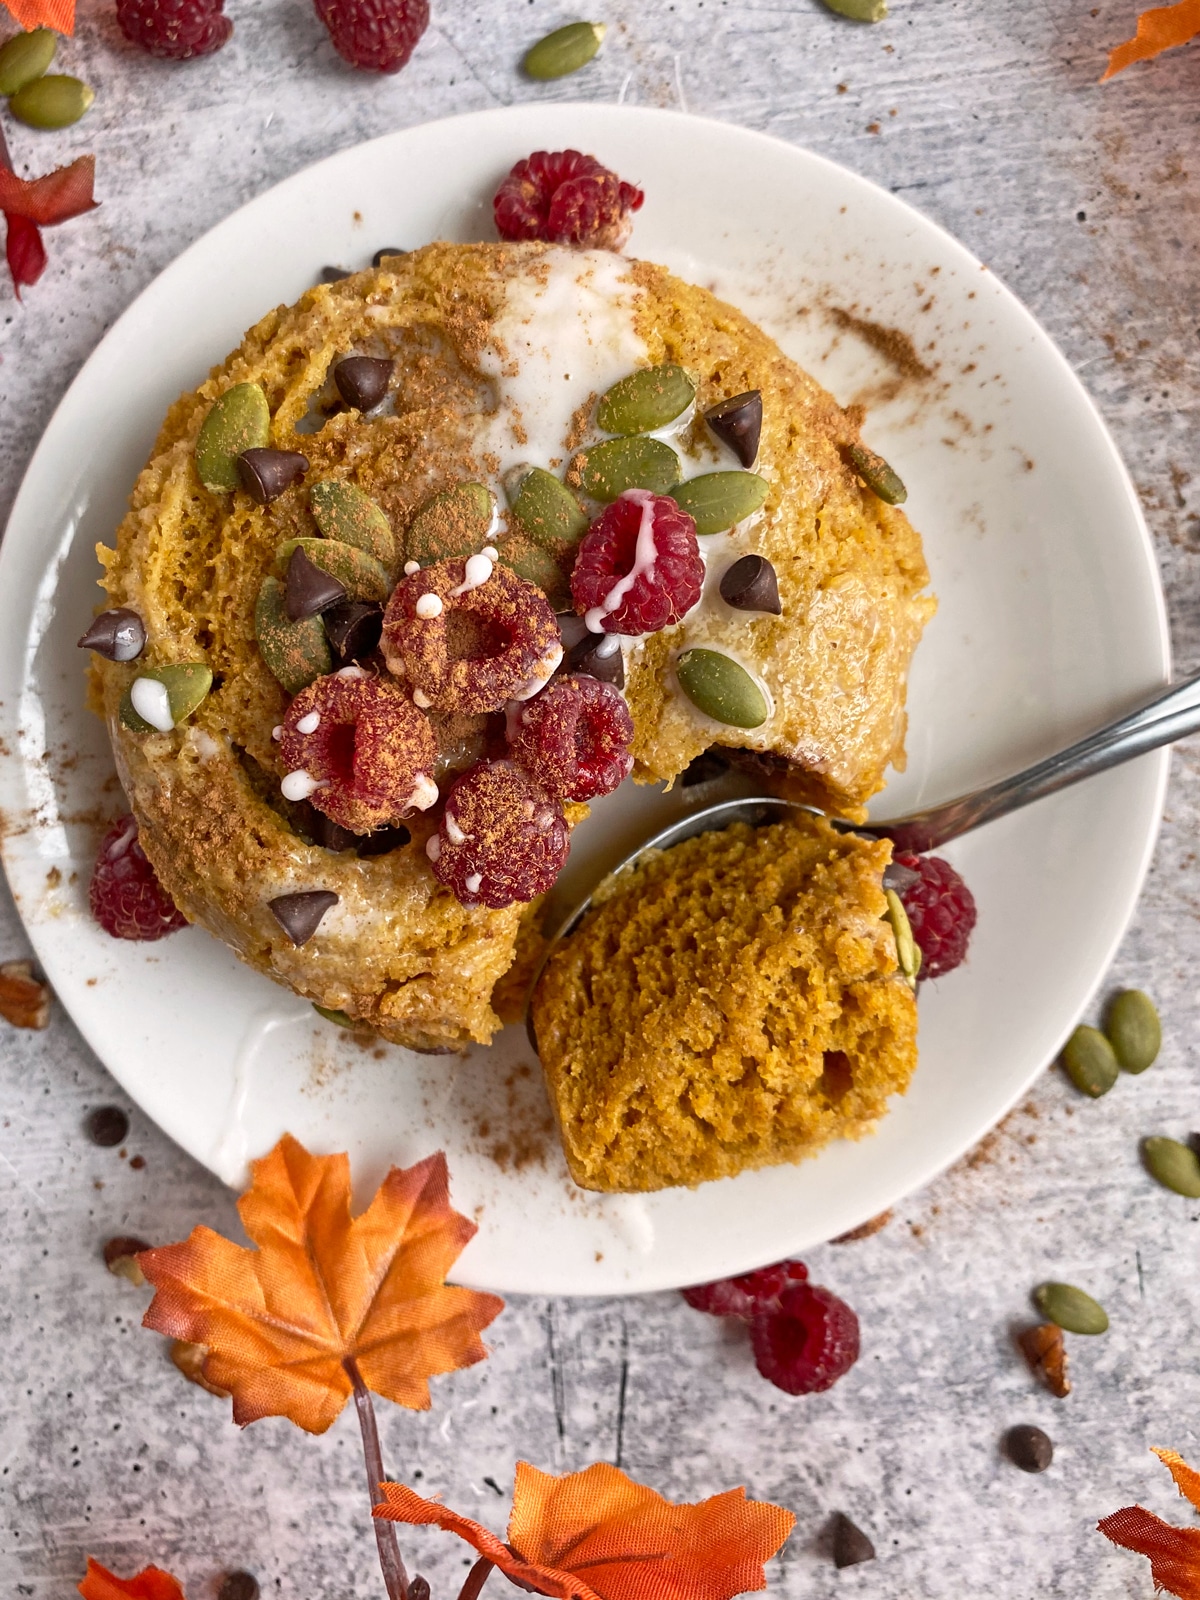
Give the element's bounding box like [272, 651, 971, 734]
[571, 490, 704, 636]
[281, 769, 326, 802]
[427, 760, 569, 909]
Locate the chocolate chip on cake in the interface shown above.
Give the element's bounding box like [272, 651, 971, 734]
[237, 448, 309, 505]
[567, 631, 624, 687]
[372, 247, 407, 266]
[333, 355, 393, 412]
[357, 824, 412, 856]
[320, 265, 351, 283]
[704, 390, 763, 468]
[719, 554, 781, 615]
[78, 608, 146, 662]
[268, 890, 339, 946]
[323, 599, 383, 664]
[286, 546, 348, 622]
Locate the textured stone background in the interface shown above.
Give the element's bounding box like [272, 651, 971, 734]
[3, 0, 1200, 1596]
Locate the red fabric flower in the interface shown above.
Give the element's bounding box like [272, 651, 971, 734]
[0, 141, 97, 297]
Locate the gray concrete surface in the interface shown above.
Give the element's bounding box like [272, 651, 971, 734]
[3, 0, 1200, 1595]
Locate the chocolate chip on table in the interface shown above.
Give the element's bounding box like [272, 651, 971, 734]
[371, 247, 407, 266]
[103, 1235, 150, 1286]
[320, 265, 351, 283]
[406, 1578, 430, 1600]
[719, 553, 781, 615]
[237, 448, 309, 506]
[86, 1105, 129, 1147]
[830, 1512, 875, 1568]
[286, 545, 348, 622]
[566, 631, 624, 687]
[78, 608, 146, 662]
[323, 599, 383, 664]
[333, 355, 393, 412]
[704, 390, 763, 468]
[218, 1572, 260, 1600]
[1004, 1423, 1053, 1473]
[268, 890, 339, 946]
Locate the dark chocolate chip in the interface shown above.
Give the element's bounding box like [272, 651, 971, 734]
[830, 1513, 875, 1569]
[312, 811, 360, 853]
[567, 632, 625, 687]
[268, 889, 339, 946]
[86, 1105, 129, 1147]
[882, 860, 920, 893]
[704, 390, 763, 468]
[286, 546, 348, 621]
[78, 608, 146, 662]
[1004, 1423, 1053, 1473]
[237, 448, 309, 506]
[719, 553, 781, 615]
[218, 1574, 260, 1600]
[103, 1234, 150, 1266]
[333, 355, 393, 412]
[681, 749, 731, 787]
[323, 599, 383, 663]
[320, 265, 351, 283]
[372, 247, 408, 266]
[357, 824, 412, 857]
[407, 1578, 430, 1600]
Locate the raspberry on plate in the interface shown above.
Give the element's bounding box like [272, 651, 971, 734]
[313, 0, 428, 71]
[571, 490, 704, 636]
[508, 673, 633, 801]
[494, 150, 645, 251]
[427, 760, 569, 909]
[116, 0, 232, 58]
[892, 850, 977, 979]
[682, 1259, 809, 1319]
[90, 814, 188, 941]
[750, 1282, 861, 1395]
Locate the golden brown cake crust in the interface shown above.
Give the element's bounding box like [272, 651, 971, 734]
[529, 814, 919, 1192]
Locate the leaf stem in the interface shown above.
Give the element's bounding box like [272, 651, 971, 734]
[457, 1556, 495, 1600]
[345, 1356, 410, 1600]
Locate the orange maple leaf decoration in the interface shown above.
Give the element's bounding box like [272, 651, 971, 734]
[1, 0, 75, 34]
[78, 1559, 186, 1600]
[376, 1462, 796, 1600]
[139, 1134, 503, 1434]
[1099, 1448, 1200, 1599]
[1103, 0, 1200, 77]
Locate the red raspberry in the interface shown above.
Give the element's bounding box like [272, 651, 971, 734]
[116, 0, 232, 58]
[682, 1260, 809, 1319]
[892, 850, 977, 979]
[382, 557, 563, 715]
[279, 669, 437, 835]
[428, 760, 568, 909]
[571, 491, 703, 636]
[750, 1283, 861, 1396]
[494, 150, 645, 251]
[313, 0, 428, 72]
[90, 814, 187, 941]
[508, 674, 633, 801]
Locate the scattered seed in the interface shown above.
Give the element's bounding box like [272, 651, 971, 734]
[1105, 988, 1161, 1074]
[669, 471, 769, 535]
[1062, 1024, 1119, 1098]
[571, 436, 680, 502]
[119, 663, 213, 734]
[313, 1003, 356, 1027]
[405, 482, 494, 564]
[704, 390, 763, 468]
[676, 648, 768, 729]
[884, 889, 921, 989]
[104, 1235, 150, 1286]
[9, 72, 93, 129]
[1004, 1424, 1053, 1473]
[597, 362, 695, 435]
[507, 546, 571, 610]
[255, 576, 332, 694]
[310, 479, 395, 564]
[195, 382, 270, 494]
[274, 537, 390, 603]
[509, 466, 589, 548]
[524, 19, 606, 79]
[1143, 1136, 1200, 1198]
[86, 1105, 129, 1147]
[830, 1512, 875, 1568]
[0, 959, 50, 1029]
[0, 27, 57, 96]
[841, 440, 906, 503]
[1034, 1281, 1109, 1336]
[1017, 1323, 1071, 1398]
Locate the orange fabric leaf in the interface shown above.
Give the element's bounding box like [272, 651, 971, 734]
[1102, 0, 1200, 77]
[1, 0, 75, 33]
[78, 1558, 187, 1600]
[376, 1462, 796, 1600]
[1157, 1449, 1200, 1514]
[139, 1135, 503, 1434]
[1099, 1449, 1200, 1600]
[0, 156, 97, 226]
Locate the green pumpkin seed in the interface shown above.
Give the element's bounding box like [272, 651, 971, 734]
[842, 442, 907, 504]
[1143, 1136, 1200, 1199]
[509, 467, 589, 548]
[0, 28, 57, 96]
[596, 364, 696, 436]
[9, 72, 92, 129]
[523, 19, 605, 79]
[1062, 1024, 1119, 1099]
[313, 1004, 356, 1028]
[507, 545, 571, 609]
[676, 648, 768, 729]
[254, 576, 331, 694]
[1034, 1281, 1109, 1336]
[273, 538, 391, 602]
[572, 436, 680, 503]
[310, 480, 395, 566]
[1105, 989, 1161, 1074]
[119, 662, 213, 733]
[884, 888, 921, 990]
[669, 471, 770, 535]
[405, 482, 494, 565]
[821, 0, 887, 19]
[196, 383, 270, 494]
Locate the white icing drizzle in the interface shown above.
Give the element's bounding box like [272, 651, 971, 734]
[412, 688, 433, 709]
[425, 834, 441, 862]
[407, 773, 440, 812]
[464, 872, 483, 895]
[450, 552, 494, 597]
[281, 769, 326, 802]
[271, 724, 283, 742]
[130, 677, 174, 732]
[403, 559, 421, 576]
[335, 664, 366, 680]
[415, 593, 444, 619]
[444, 813, 467, 846]
[584, 488, 658, 633]
[295, 711, 320, 735]
[512, 641, 564, 701]
[482, 545, 499, 562]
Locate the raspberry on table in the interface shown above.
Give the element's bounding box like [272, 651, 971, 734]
[508, 674, 633, 801]
[494, 150, 645, 251]
[892, 850, 977, 979]
[279, 670, 438, 836]
[90, 814, 188, 941]
[427, 760, 569, 910]
[570, 490, 704, 636]
[681, 1260, 809, 1320]
[116, 0, 232, 58]
[313, 0, 428, 72]
[750, 1282, 861, 1395]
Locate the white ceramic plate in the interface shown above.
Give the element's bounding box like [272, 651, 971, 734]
[0, 104, 1168, 1295]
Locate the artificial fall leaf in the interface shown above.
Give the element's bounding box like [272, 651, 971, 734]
[78, 1558, 186, 1600]
[5, 212, 46, 293]
[1, 0, 74, 32]
[376, 1461, 797, 1600]
[0, 155, 97, 226]
[139, 1134, 503, 1434]
[1099, 1448, 1200, 1599]
[1102, 0, 1200, 77]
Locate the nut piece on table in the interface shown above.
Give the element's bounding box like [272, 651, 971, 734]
[169, 1339, 231, 1398]
[103, 1235, 151, 1287]
[0, 959, 50, 1029]
[1018, 1322, 1071, 1398]
[830, 1209, 893, 1244]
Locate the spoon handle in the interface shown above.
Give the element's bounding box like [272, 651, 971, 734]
[860, 666, 1200, 854]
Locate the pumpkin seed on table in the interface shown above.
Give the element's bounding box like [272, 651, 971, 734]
[572, 436, 680, 502]
[1142, 1136, 1200, 1199]
[884, 889, 921, 989]
[274, 537, 391, 602]
[523, 20, 605, 80]
[254, 576, 331, 694]
[508, 467, 589, 548]
[841, 441, 906, 504]
[1062, 1023, 1119, 1098]
[669, 471, 769, 535]
[821, 0, 887, 19]
[1105, 988, 1161, 1074]
[9, 73, 93, 129]
[196, 383, 270, 493]
[119, 663, 213, 734]
[310, 480, 395, 565]
[676, 648, 768, 729]
[313, 1004, 355, 1028]
[0, 27, 57, 96]
[1034, 1281, 1109, 1336]
[597, 364, 695, 435]
[405, 482, 494, 564]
